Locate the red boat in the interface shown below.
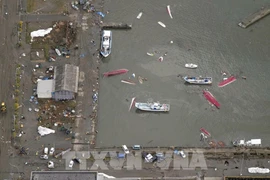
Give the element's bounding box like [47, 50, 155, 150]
[218, 76, 236, 87]
[103, 69, 128, 77]
[203, 90, 220, 109]
[200, 128, 211, 137]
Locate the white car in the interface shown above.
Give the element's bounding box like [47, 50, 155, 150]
[69, 160, 74, 168]
[48, 161, 54, 169]
[49, 147, 55, 155]
[40, 155, 48, 160]
[44, 147, 49, 154]
[180, 150, 186, 158]
[122, 145, 129, 154]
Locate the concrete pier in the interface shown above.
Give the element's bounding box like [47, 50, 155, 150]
[102, 23, 132, 30]
[238, 6, 270, 28]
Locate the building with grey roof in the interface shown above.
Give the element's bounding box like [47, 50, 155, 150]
[53, 64, 79, 101]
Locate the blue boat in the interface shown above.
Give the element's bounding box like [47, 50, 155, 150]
[183, 76, 212, 85]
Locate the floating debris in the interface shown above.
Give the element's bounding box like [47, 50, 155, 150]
[158, 56, 164, 62]
[129, 97, 136, 111]
[158, 21, 166, 28]
[121, 79, 136, 85]
[147, 52, 154, 56]
[137, 12, 143, 19]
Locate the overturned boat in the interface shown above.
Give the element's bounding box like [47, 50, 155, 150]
[218, 76, 236, 87]
[135, 102, 170, 112]
[100, 30, 112, 57]
[183, 76, 212, 85]
[203, 90, 220, 109]
[103, 69, 128, 77]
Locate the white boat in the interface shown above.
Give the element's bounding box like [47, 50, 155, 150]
[135, 102, 170, 112]
[158, 21, 166, 28]
[137, 12, 143, 19]
[167, 5, 173, 19]
[183, 76, 212, 85]
[185, 63, 198, 69]
[100, 30, 112, 57]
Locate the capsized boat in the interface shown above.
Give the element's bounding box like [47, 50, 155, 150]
[200, 128, 211, 137]
[218, 76, 236, 87]
[167, 5, 173, 19]
[185, 63, 198, 69]
[203, 90, 220, 109]
[103, 69, 128, 77]
[100, 30, 112, 57]
[135, 101, 170, 112]
[183, 76, 212, 85]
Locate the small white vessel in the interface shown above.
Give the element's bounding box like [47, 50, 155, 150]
[158, 21, 166, 28]
[135, 101, 170, 112]
[137, 12, 143, 19]
[185, 63, 198, 69]
[100, 30, 112, 57]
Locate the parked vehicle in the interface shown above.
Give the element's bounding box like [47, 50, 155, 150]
[132, 145, 141, 150]
[1, 102, 6, 113]
[122, 145, 130, 154]
[40, 155, 48, 160]
[69, 160, 74, 168]
[49, 147, 55, 155]
[180, 151, 186, 158]
[72, 158, 82, 164]
[48, 161, 54, 168]
[44, 147, 49, 154]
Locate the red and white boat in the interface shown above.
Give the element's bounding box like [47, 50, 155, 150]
[218, 76, 236, 87]
[103, 69, 128, 77]
[203, 90, 220, 109]
[167, 5, 173, 19]
[200, 128, 211, 137]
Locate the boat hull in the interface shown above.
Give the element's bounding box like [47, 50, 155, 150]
[135, 102, 170, 112]
[103, 69, 128, 77]
[183, 76, 212, 85]
[218, 76, 236, 87]
[203, 90, 220, 109]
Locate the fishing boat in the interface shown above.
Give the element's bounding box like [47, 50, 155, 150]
[200, 128, 211, 137]
[218, 76, 236, 87]
[135, 101, 170, 112]
[183, 76, 212, 85]
[203, 90, 220, 109]
[103, 69, 128, 77]
[167, 5, 173, 19]
[100, 30, 112, 57]
[185, 63, 198, 69]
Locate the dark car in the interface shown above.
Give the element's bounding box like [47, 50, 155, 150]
[72, 158, 82, 164]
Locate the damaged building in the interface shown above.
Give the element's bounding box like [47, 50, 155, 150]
[53, 64, 79, 101]
[36, 64, 79, 101]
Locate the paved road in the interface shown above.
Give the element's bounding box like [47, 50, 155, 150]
[20, 14, 70, 22]
[0, 0, 20, 179]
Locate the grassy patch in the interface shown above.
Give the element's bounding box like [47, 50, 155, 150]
[27, 0, 35, 13]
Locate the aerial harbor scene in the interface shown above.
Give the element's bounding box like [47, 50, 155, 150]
[0, 0, 270, 179]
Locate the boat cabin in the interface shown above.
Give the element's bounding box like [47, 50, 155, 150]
[150, 102, 162, 110]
